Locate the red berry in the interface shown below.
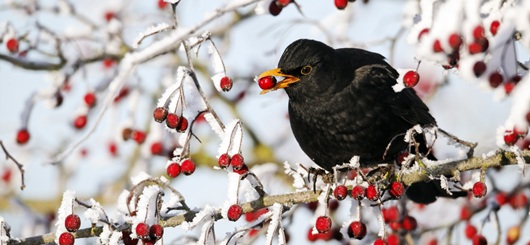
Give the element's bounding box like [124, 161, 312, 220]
[227, 204, 243, 221]
[472, 235, 487, 245]
[258, 76, 277, 90]
[488, 72, 503, 88]
[73, 115, 87, 129]
[149, 224, 164, 240]
[418, 28, 429, 41]
[108, 141, 118, 156]
[83, 93, 96, 108]
[465, 223, 477, 239]
[472, 182, 487, 198]
[460, 205, 472, 220]
[382, 206, 399, 223]
[218, 153, 231, 168]
[448, 33, 462, 50]
[6, 38, 19, 53]
[230, 153, 245, 171]
[504, 130, 518, 145]
[388, 221, 401, 231]
[433, 39, 443, 53]
[102, 58, 115, 68]
[220, 76, 233, 92]
[351, 185, 366, 200]
[366, 185, 379, 201]
[166, 113, 179, 129]
[347, 221, 367, 240]
[315, 216, 332, 233]
[131, 130, 146, 144]
[473, 25, 485, 39]
[153, 107, 168, 123]
[473, 61, 486, 77]
[157, 0, 168, 9]
[122, 128, 133, 140]
[135, 223, 149, 238]
[335, 0, 348, 9]
[468, 42, 483, 54]
[389, 181, 405, 198]
[328, 199, 339, 211]
[333, 185, 348, 200]
[403, 71, 420, 88]
[427, 238, 438, 245]
[180, 158, 196, 175]
[177, 117, 188, 132]
[276, 0, 291, 6]
[150, 142, 164, 155]
[504, 82, 516, 94]
[490, 20, 500, 36]
[65, 214, 81, 232]
[495, 192, 508, 206]
[374, 238, 387, 245]
[268, 1, 283, 16]
[401, 215, 417, 231]
[16, 128, 30, 144]
[233, 163, 249, 175]
[58, 232, 75, 245]
[166, 162, 181, 178]
[307, 227, 318, 241]
[104, 11, 115, 22]
[387, 234, 400, 245]
[509, 192, 528, 209]
[477, 37, 489, 52]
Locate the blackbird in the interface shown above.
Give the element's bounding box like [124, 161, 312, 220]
[258, 39, 464, 204]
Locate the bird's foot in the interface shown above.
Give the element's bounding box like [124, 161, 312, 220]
[307, 167, 334, 193]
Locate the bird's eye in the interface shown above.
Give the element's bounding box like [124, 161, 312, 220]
[300, 65, 312, 75]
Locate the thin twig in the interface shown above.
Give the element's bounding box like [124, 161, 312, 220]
[0, 141, 25, 190]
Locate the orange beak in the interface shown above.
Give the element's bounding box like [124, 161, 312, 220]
[257, 68, 300, 94]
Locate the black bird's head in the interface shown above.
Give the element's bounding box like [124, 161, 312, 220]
[258, 39, 352, 99]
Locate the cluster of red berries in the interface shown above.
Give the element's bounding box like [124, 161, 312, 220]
[381, 206, 418, 232]
[217, 153, 249, 175]
[153, 107, 189, 133]
[135, 222, 164, 244]
[5, 38, 19, 53]
[334, 181, 404, 203]
[122, 128, 147, 144]
[220, 76, 233, 92]
[464, 223, 488, 244]
[166, 158, 196, 178]
[268, 0, 359, 15]
[503, 126, 528, 146]
[58, 214, 81, 245]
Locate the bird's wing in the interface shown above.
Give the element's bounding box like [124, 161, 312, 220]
[390, 88, 437, 126]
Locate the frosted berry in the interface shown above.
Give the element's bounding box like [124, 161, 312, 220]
[351, 185, 365, 200]
[16, 128, 30, 145]
[218, 153, 231, 168]
[307, 227, 318, 241]
[473, 25, 485, 39]
[153, 107, 168, 123]
[180, 158, 196, 175]
[472, 235, 487, 245]
[465, 223, 477, 239]
[366, 185, 379, 201]
[84, 93, 97, 108]
[468, 42, 483, 54]
[432, 39, 443, 53]
[374, 238, 387, 245]
[268, 1, 283, 16]
[389, 181, 405, 198]
[166, 113, 179, 129]
[157, 0, 168, 9]
[347, 221, 367, 240]
[166, 162, 181, 178]
[448, 33, 462, 50]
[149, 224, 164, 240]
[58, 232, 75, 245]
[65, 214, 81, 232]
[335, 0, 348, 9]
[220, 76, 233, 92]
[131, 130, 146, 144]
[401, 215, 417, 231]
[230, 153, 245, 171]
[403, 71, 420, 88]
[258, 76, 277, 90]
[472, 182, 487, 198]
[73, 115, 87, 129]
[473, 61, 486, 77]
[135, 223, 149, 238]
[177, 117, 188, 132]
[150, 142, 164, 155]
[504, 130, 518, 145]
[490, 20, 500, 36]
[6, 38, 19, 53]
[315, 216, 332, 233]
[333, 185, 348, 200]
[488, 72, 503, 88]
[227, 204, 243, 221]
